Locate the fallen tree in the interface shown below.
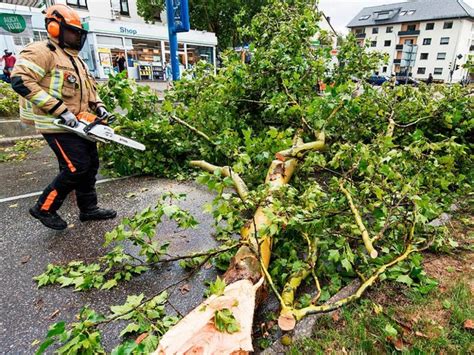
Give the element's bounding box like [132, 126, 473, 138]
[34, 0, 473, 353]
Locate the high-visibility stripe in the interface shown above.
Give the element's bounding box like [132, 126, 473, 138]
[41, 189, 58, 211]
[55, 139, 77, 173]
[31, 91, 53, 108]
[16, 58, 45, 77]
[49, 69, 64, 99]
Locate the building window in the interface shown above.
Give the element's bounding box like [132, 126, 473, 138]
[120, 0, 130, 15]
[404, 39, 414, 45]
[406, 24, 416, 31]
[426, 23, 435, 30]
[434, 68, 443, 75]
[420, 53, 429, 60]
[13, 36, 32, 46]
[384, 40, 391, 47]
[355, 28, 365, 34]
[423, 38, 432, 45]
[359, 15, 370, 21]
[417, 67, 426, 74]
[383, 66, 388, 73]
[371, 41, 377, 47]
[372, 27, 379, 34]
[407, 10, 416, 15]
[440, 37, 450, 45]
[443, 21, 453, 29]
[399, 10, 407, 16]
[437, 52, 446, 60]
[33, 30, 48, 42]
[66, 0, 88, 9]
[386, 26, 393, 33]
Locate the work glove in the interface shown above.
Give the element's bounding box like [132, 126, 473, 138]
[60, 110, 78, 128]
[96, 106, 110, 120]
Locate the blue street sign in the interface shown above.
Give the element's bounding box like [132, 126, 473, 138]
[166, 0, 190, 81]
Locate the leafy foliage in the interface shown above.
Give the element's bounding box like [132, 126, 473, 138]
[101, 0, 472, 309]
[214, 308, 241, 333]
[0, 139, 44, 163]
[0, 81, 19, 116]
[37, 292, 178, 355]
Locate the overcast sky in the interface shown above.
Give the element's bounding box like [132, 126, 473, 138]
[318, 0, 474, 33]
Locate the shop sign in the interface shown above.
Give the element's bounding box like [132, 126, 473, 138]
[0, 13, 33, 36]
[120, 26, 138, 36]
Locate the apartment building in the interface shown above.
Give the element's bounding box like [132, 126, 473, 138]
[347, 0, 474, 83]
[0, 0, 217, 80]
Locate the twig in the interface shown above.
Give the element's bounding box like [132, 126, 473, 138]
[170, 115, 217, 146]
[339, 181, 378, 258]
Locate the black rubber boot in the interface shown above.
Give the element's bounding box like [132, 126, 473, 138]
[79, 208, 117, 222]
[29, 205, 68, 231]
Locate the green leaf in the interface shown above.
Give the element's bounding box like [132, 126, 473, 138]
[384, 324, 398, 337]
[119, 322, 140, 337]
[395, 274, 413, 286]
[101, 279, 118, 290]
[207, 276, 226, 297]
[214, 308, 240, 334]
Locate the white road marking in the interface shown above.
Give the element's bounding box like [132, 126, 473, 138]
[0, 176, 132, 204]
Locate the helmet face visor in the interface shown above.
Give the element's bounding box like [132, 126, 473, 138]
[60, 22, 87, 51]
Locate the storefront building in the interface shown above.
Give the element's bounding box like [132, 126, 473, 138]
[0, 2, 217, 80]
[83, 18, 217, 80]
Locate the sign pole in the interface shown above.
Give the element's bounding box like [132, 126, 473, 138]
[165, 0, 190, 81]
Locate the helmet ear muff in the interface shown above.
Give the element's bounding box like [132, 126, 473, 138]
[47, 20, 60, 38]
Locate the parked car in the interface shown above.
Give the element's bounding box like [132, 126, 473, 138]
[367, 75, 391, 86]
[396, 76, 420, 86]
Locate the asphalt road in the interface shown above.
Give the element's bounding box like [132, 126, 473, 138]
[0, 145, 219, 353]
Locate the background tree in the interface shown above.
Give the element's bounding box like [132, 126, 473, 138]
[136, 0, 268, 49]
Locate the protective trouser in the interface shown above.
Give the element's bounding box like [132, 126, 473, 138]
[36, 133, 99, 213]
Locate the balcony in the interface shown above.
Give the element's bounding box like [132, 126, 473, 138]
[398, 30, 420, 36]
[355, 33, 367, 39]
[395, 44, 404, 50]
[393, 59, 401, 64]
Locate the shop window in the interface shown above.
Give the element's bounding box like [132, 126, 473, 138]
[440, 37, 449, 45]
[434, 68, 443, 75]
[187, 45, 214, 66]
[120, 0, 130, 16]
[67, 0, 88, 9]
[386, 26, 393, 33]
[417, 67, 426, 74]
[443, 22, 453, 29]
[426, 23, 434, 30]
[420, 53, 428, 60]
[384, 40, 391, 47]
[437, 52, 446, 60]
[423, 38, 431, 45]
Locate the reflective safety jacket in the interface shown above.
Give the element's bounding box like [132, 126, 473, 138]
[11, 39, 104, 133]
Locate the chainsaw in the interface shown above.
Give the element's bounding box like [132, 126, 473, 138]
[54, 112, 146, 151]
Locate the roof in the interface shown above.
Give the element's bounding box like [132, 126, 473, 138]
[347, 0, 474, 28]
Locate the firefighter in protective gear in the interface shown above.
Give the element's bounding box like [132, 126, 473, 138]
[11, 4, 117, 231]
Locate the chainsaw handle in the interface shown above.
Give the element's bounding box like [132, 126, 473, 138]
[83, 114, 116, 133]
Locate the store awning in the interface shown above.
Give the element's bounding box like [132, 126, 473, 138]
[1, 0, 47, 7]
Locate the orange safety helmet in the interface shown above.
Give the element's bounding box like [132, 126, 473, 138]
[44, 4, 87, 50]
